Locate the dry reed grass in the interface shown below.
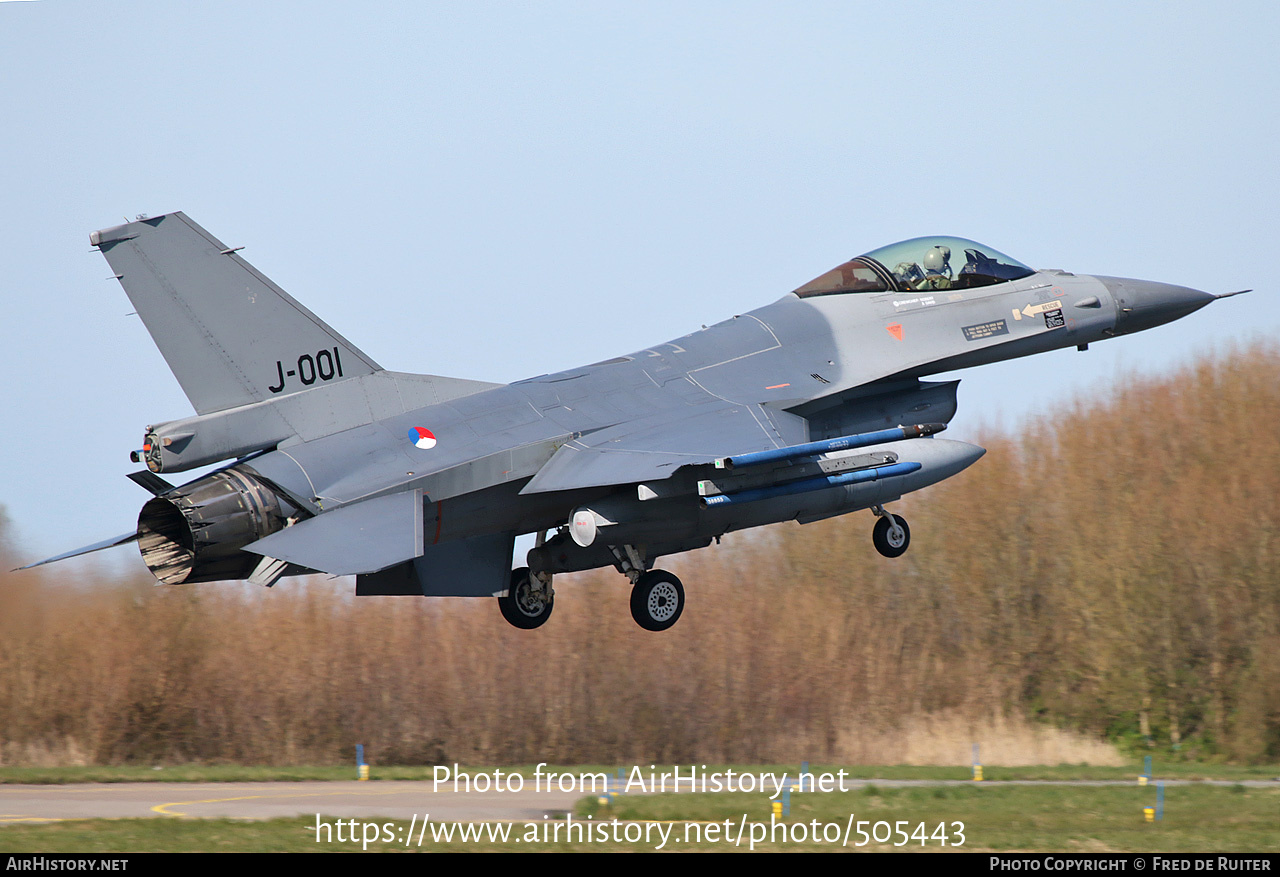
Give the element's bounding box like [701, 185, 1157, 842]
[1, 343, 1275, 766]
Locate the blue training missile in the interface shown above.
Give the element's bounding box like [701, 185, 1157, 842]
[714, 423, 947, 470]
[701, 460, 923, 508]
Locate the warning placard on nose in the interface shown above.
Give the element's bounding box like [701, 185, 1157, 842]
[962, 319, 1009, 342]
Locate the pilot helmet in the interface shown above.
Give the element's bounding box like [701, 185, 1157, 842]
[923, 245, 951, 275]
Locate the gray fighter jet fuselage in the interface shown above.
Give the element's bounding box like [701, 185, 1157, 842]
[25, 217, 1245, 631]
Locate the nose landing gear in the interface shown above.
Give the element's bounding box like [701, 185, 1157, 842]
[871, 504, 910, 558]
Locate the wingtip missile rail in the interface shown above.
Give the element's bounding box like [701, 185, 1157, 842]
[714, 423, 947, 471]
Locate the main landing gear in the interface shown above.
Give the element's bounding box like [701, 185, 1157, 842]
[499, 567, 554, 629]
[614, 544, 686, 632]
[630, 570, 685, 631]
[499, 533, 688, 632]
[870, 504, 910, 558]
[500, 529, 555, 630]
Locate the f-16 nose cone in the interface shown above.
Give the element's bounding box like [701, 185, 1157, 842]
[1099, 276, 1217, 335]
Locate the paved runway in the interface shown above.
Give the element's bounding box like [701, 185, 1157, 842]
[0, 781, 585, 823]
[0, 778, 1274, 824]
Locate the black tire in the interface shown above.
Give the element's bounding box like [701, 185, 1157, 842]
[498, 567, 553, 629]
[630, 570, 685, 631]
[872, 514, 910, 558]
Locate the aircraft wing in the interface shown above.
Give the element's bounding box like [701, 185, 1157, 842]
[520, 401, 808, 494]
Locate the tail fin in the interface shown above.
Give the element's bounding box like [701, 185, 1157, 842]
[91, 212, 380, 415]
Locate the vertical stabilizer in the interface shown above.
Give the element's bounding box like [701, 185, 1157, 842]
[91, 212, 380, 415]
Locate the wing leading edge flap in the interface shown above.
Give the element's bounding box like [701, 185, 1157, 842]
[520, 402, 808, 494]
[244, 489, 423, 576]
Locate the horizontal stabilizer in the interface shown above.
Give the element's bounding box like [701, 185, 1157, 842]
[243, 490, 423, 576]
[17, 532, 138, 571]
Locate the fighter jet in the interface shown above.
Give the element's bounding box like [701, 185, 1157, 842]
[23, 214, 1249, 630]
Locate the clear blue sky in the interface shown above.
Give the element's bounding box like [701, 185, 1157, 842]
[2, 2, 1276, 565]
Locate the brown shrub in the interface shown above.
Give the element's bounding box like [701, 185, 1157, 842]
[1, 343, 1276, 765]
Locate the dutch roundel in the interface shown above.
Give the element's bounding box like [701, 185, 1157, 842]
[409, 427, 437, 450]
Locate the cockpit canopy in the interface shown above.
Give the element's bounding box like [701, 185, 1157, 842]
[795, 236, 1036, 298]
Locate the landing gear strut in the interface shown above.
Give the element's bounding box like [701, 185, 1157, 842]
[609, 543, 687, 631]
[870, 505, 910, 558]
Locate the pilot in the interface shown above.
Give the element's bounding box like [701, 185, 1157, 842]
[920, 245, 952, 290]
